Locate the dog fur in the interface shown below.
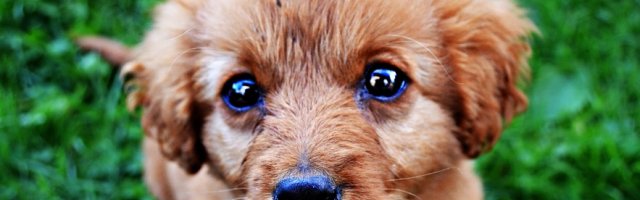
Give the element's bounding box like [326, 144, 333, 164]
[97, 0, 535, 199]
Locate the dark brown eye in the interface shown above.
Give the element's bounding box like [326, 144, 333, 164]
[221, 74, 263, 112]
[362, 62, 409, 101]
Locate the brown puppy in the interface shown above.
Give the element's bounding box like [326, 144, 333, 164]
[105, 0, 535, 199]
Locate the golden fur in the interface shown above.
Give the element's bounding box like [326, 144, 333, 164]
[109, 0, 535, 199]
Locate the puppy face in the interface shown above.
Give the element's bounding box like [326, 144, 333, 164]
[126, 0, 534, 199]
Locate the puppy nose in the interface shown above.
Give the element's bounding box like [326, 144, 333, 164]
[273, 175, 340, 200]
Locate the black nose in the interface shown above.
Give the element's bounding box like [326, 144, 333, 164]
[273, 175, 340, 200]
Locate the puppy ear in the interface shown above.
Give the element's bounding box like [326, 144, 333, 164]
[117, 0, 208, 174]
[121, 61, 207, 174]
[436, 0, 536, 157]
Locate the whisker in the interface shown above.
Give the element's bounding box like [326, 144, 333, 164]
[170, 27, 196, 41]
[386, 34, 461, 85]
[167, 47, 206, 69]
[202, 187, 249, 194]
[386, 167, 457, 182]
[141, 27, 196, 59]
[385, 188, 424, 200]
[229, 197, 248, 200]
[180, 186, 248, 198]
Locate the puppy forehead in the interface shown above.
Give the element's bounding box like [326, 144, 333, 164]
[196, 0, 435, 87]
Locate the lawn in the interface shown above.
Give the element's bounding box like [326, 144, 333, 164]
[1, 0, 638, 199]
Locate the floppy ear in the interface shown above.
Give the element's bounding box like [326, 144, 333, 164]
[122, 61, 207, 174]
[435, 0, 536, 157]
[120, 0, 208, 174]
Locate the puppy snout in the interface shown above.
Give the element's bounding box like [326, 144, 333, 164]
[273, 175, 341, 200]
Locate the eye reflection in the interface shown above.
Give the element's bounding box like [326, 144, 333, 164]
[362, 62, 408, 101]
[222, 74, 263, 112]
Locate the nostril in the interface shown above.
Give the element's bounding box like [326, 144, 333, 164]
[273, 176, 340, 200]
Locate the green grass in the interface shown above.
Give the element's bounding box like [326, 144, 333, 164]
[1, 0, 638, 199]
[476, 1, 640, 199]
[0, 0, 159, 199]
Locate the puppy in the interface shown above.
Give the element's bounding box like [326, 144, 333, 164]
[85, 0, 535, 199]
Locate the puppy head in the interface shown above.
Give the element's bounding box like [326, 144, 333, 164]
[125, 0, 534, 198]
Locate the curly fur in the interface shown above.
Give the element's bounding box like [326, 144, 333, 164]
[109, 0, 536, 199]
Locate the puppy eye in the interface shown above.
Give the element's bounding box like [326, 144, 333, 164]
[362, 62, 409, 101]
[221, 74, 263, 112]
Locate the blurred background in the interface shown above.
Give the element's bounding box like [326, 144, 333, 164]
[0, 0, 638, 199]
